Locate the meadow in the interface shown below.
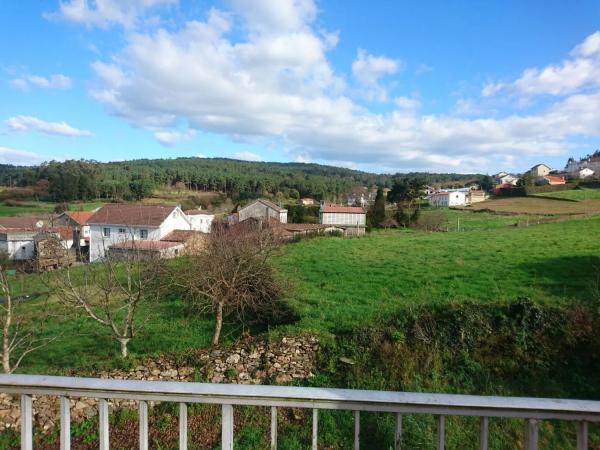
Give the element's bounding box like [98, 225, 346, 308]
[531, 187, 600, 201]
[465, 195, 600, 215]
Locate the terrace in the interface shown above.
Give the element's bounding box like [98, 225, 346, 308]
[1, 374, 597, 450]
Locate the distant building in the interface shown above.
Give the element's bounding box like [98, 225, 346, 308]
[56, 211, 94, 258]
[237, 199, 287, 224]
[184, 209, 214, 233]
[528, 164, 552, 178]
[468, 190, 487, 204]
[299, 198, 316, 206]
[538, 175, 566, 186]
[565, 151, 600, 175]
[493, 172, 520, 186]
[429, 190, 469, 207]
[319, 203, 366, 235]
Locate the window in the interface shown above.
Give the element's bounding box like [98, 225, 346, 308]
[118, 228, 126, 234]
[140, 229, 148, 239]
[103, 228, 111, 237]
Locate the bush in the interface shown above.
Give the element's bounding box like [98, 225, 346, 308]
[413, 210, 447, 232]
[53, 202, 69, 214]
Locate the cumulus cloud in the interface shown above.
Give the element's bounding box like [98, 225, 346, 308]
[483, 31, 600, 98]
[232, 151, 263, 162]
[5, 115, 93, 137]
[47, 0, 178, 28]
[81, 0, 600, 172]
[10, 74, 72, 91]
[352, 49, 400, 101]
[0, 146, 50, 165]
[154, 129, 196, 146]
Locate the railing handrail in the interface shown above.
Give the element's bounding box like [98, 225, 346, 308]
[2, 374, 600, 421]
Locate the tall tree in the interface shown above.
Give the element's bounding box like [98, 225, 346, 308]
[369, 187, 386, 227]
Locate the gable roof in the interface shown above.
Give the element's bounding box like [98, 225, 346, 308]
[88, 204, 179, 227]
[531, 163, 552, 170]
[64, 211, 94, 226]
[543, 175, 566, 183]
[320, 204, 365, 214]
[0, 216, 44, 230]
[241, 199, 286, 213]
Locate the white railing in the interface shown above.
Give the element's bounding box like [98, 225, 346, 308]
[1, 374, 599, 449]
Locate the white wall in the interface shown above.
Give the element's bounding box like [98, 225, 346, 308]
[186, 214, 214, 233]
[320, 212, 366, 226]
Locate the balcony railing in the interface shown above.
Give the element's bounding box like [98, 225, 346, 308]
[1, 374, 599, 449]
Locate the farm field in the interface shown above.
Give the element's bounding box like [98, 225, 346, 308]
[465, 196, 600, 215]
[10, 210, 600, 374]
[0, 201, 104, 217]
[531, 187, 600, 201]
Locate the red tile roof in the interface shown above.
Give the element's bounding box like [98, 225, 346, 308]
[0, 216, 44, 230]
[89, 204, 178, 227]
[65, 211, 94, 226]
[109, 240, 182, 250]
[320, 204, 365, 214]
[161, 229, 204, 242]
[544, 175, 566, 184]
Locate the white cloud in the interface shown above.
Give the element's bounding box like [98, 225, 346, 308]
[483, 30, 600, 98]
[0, 146, 49, 165]
[154, 129, 196, 146]
[10, 74, 72, 91]
[5, 115, 93, 138]
[232, 151, 263, 162]
[352, 49, 399, 101]
[47, 0, 178, 28]
[81, 1, 600, 172]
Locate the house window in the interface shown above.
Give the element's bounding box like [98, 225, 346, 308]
[118, 228, 126, 234]
[103, 228, 111, 237]
[140, 229, 148, 239]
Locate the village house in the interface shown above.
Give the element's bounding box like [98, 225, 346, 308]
[565, 151, 600, 175]
[0, 216, 44, 261]
[538, 175, 566, 186]
[319, 203, 366, 235]
[183, 209, 214, 233]
[107, 240, 184, 260]
[235, 199, 288, 224]
[299, 198, 316, 206]
[429, 190, 469, 207]
[528, 164, 552, 178]
[492, 172, 520, 186]
[467, 190, 487, 204]
[55, 210, 95, 260]
[88, 204, 202, 262]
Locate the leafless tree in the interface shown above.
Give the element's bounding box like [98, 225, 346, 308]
[0, 257, 55, 373]
[174, 220, 283, 345]
[48, 242, 162, 358]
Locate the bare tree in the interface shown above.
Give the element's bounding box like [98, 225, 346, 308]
[0, 258, 55, 373]
[48, 243, 162, 358]
[174, 220, 283, 345]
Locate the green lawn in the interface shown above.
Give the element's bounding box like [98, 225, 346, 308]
[0, 202, 54, 216]
[273, 214, 600, 333]
[531, 187, 600, 201]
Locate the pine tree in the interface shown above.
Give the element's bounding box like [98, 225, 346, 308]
[371, 186, 386, 227]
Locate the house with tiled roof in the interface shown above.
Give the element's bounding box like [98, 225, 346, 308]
[319, 202, 366, 235]
[88, 204, 194, 261]
[56, 211, 95, 256]
[236, 199, 287, 224]
[183, 209, 214, 233]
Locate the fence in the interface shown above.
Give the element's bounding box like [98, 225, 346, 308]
[1, 374, 599, 449]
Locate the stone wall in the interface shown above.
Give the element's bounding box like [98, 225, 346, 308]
[0, 335, 318, 433]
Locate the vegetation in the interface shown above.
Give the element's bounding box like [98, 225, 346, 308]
[531, 187, 600, 201]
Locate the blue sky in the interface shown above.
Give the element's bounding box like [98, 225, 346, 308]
[1, 0, 599, 174]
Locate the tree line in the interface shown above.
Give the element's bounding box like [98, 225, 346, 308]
[0, 158, 483, 203]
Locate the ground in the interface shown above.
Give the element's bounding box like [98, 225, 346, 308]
[462, 195, 600, 215]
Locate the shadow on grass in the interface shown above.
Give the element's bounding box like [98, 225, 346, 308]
[518, 255, 600, 302]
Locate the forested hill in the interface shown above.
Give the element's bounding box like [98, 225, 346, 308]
[0, 157, 483, 202]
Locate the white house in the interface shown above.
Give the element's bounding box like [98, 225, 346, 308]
[319, 203, 366, 235]
[0, 217, 44, 261]
[237, 199, 287, 223]
[528, 164, 552, 178]
[573, 168, 595, 179]
[493, 172, 520, 186]
[88, 204, 194, 262]
[429, 190, 469, 207]
[184, 209, 215, 233]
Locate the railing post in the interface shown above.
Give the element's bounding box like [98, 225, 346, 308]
[524, 419, 538, 450]
[437, 415, 445, 450]
[222, 404, 234, 450]
[99, 399, 109, 450]
[312, 408, 318, 450]
[577, 421, 588, 450]
[60, 396, 71, 450]
[395, 413, 402, 450]
[271, 406, 278, 450]
[479, 417, 488, 450]
[354, 410, 360, 450]
[139, 400, 148, 450]
[179, 403, 188, 450]
[20, 394, 32, 450]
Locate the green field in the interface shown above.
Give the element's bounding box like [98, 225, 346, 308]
[531, 187, 600, 201]
[0, 201, 104, 217]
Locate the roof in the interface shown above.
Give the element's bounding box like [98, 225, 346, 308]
[88, 204, 179, 227]
[241, 199, 286, 213]
[544, 175, 566, 182]
[64, 211, 94, 226]
[109, 240, 182, 250]
[0, 216, 43, 230]
[185, 209, 214, 216]
[320, 204, 365, 214]
[161, 229, 205, 242]
[532, 163, 552, 169]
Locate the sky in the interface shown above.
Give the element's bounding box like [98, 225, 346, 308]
[0, 0, 599, 174]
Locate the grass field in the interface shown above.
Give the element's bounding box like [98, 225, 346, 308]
[0, 201, 104, 217]
[532, 187, 600, 201]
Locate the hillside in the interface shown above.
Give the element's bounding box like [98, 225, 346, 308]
[0, 158, 482, 203]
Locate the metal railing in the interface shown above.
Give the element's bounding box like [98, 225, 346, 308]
[1, 374, 599, 449]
